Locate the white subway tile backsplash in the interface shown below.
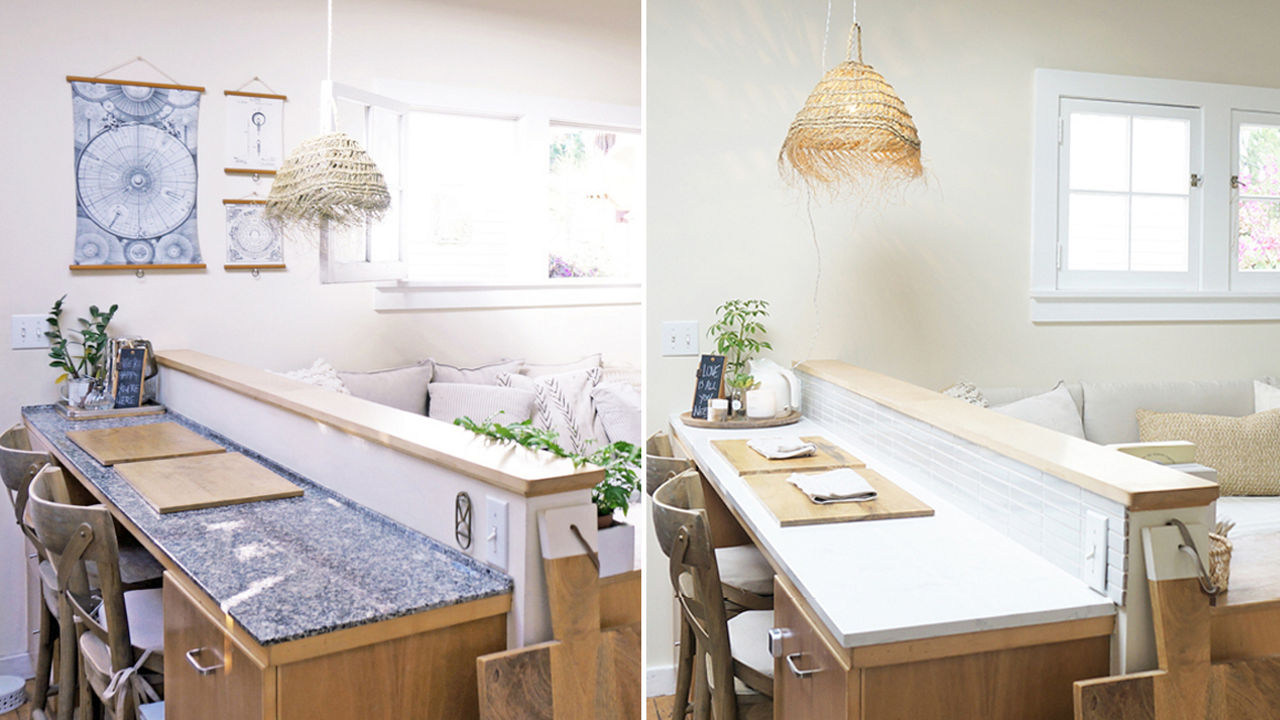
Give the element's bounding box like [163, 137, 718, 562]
[801, 371, 1130, 607]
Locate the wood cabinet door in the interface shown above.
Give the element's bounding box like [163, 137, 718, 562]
[163, 574, 269, 720]
[773, 578, 852, 719]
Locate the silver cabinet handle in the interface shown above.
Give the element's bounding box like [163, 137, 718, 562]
[185, 647, 223, 675]
[785, 652, 821, 679]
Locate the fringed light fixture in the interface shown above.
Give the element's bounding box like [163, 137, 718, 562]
[265, 0, 390, 230]
[779, 2, 923, 195]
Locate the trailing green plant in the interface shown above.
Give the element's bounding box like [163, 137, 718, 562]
[454, 414, 641, 517]
[707, 298, 773, 392]
[45, 295, 119, 384]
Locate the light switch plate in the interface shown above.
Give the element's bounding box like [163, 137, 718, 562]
[1084, 511, 1108, 593]
[11, 315, 49, 349]
[661, 321, 698, 356]
[486, 497, 509, 572]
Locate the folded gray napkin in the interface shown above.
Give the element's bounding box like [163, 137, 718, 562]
[787, 468, 877, 504]
[747, 436, 816, 460]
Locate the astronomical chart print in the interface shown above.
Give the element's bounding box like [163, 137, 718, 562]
[225, 202, 283, 265]
[71, 79, 202, 266]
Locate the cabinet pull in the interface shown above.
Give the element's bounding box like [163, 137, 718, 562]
[785, 652, 821, 679]
[185, 647, 224, 675]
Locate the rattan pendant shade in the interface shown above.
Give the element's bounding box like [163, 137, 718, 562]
[779, 24, 922, 193]
[264, 131, 391, 230]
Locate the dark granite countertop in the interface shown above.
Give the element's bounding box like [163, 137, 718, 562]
[22, 404, 513, 647]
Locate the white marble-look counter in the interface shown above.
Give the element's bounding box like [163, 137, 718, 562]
[671, 414, 1116, 648]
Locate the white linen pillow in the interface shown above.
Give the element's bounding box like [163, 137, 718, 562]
[337, 361, 433, 414]
[275, 358, 350, 394]
[1256, 380, 1280, 413]
[427, 383, 535, 425]
[498, 368, 609, 454]
[591, 381, 641, 446]
[600, 364, 641, 391]
[991, 382, 1086, 439]
[432, 358, 525, 385]
[522, 354, 602, 378]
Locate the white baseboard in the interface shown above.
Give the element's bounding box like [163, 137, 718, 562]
[0, 651, 32, 678]
[646, 664, 675, 697]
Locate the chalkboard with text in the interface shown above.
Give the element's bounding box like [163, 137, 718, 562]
[112, 346, 148, 408]
[691, 354, 726, 420]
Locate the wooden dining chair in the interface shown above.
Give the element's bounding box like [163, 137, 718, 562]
[27, 466, 164, 720]
[652, 471, 773, 720]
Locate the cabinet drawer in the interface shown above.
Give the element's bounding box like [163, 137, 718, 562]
[772, 577, 853, 718]
[163, 573, 269, 720]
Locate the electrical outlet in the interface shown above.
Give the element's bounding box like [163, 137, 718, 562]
[661, 321, 699, 356]
[11, 315, 49, 350]
[1084, 511, 1108, 593]
[485, 497, 509, 572]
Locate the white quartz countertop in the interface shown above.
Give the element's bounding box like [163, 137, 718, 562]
[671, 414, 1116, 648]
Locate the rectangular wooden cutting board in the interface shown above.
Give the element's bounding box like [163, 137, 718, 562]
[67, 422, 225, 466]
[743, 467, 934, 527]
[114, 452, 303, 514]
[711, 436, 864, 476]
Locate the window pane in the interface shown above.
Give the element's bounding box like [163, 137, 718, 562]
[1130, 195, 1188, 271]
[1068, 193, 1128, 270]
[1239, 199, 1280, 271]
[1240, 124, 1280, 197]
[548, 127, 640, 278]
[1132, 117, 1189, 195]
[1069, 113, 1129, 192]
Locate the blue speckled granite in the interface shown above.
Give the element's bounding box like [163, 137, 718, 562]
[21, 405, 512, 646]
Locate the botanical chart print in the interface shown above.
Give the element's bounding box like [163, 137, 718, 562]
[225, 203, 283, 265]
[71, 79, 202, 266]
[225, 93, 284, 170]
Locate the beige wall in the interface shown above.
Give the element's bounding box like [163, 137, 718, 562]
[644, 0, 1280, 680]
[0, 0, 637, 669]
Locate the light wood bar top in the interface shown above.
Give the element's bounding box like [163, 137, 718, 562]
[157, 349, 603, 497]
[798, 360, 1219, 512]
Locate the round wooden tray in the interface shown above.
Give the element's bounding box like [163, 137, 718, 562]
[679, 409, 802, 429]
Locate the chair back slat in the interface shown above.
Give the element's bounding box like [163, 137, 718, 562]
[0, 423, 54, 528]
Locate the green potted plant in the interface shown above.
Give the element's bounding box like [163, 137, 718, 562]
[707, 298, 773, 417]
[46, 295, 119, 410]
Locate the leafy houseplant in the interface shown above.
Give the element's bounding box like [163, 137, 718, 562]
[707, 299, 773, 417]
[454, 415, 641, 521]
[46, 295, 119, 409]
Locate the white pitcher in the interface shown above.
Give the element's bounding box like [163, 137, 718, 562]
[748, 358, 801, 414]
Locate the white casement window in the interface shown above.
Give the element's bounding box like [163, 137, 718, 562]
[1032, 70, 1280, 321]
[316, 81, 641, 309]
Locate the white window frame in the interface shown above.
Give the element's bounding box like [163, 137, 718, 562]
[1032, 69, 1280, 322]
[1231, 110, 1280, 293]
[357, 79, 642, 310]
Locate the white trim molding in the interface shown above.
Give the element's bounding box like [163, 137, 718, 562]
[1031, 291, 1280, 323]
[374, 279, 641, 311]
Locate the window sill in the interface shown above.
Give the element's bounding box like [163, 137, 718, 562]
[375, 280, 641, 311]
[1031, 291, 1280, 323]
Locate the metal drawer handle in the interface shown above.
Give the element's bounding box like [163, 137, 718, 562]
[185, 647, 223, 675]
[785, 652, 821, 679]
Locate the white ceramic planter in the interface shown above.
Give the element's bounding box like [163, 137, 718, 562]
[598, 519, 636, 578]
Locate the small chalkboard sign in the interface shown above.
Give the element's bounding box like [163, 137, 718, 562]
[112, 346, 148, 408]
[691, 354, 726, 420]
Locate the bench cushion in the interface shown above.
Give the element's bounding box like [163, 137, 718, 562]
[1082, 379, 1255, 445]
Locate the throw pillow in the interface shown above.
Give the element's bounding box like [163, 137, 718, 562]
[991, 382, 1085, 439]
[275, 359, 350, 394]
[337, 361, 433, 415]
[1256, 380, 1280, 413]
[601, 363, 641, 391]
[498, 368, 609, 454]
[1137, 408, 1280, 495]
[942, 381, 988, 407]
[432, 358, 525, 385]
[522, 354, 603, 378]
[427, 383, 535, 425]
[592, 381, 641, 446]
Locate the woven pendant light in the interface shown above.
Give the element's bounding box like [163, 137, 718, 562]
[779, 23, 922, 194]
[265, 0, 390, 230]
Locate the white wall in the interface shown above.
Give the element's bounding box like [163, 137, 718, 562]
[644, 0, 1280, 680]
[0, 0, 637, 672]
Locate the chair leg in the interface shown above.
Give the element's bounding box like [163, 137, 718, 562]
[54, 602, 77, 720]
[32, 599, 57, 711]
[77, 652, 92, 720]
[691, 646, 711, 720]
[673, 615, 695, 719]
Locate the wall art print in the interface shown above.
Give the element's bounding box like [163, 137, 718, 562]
[224, 200, 284, 266]
[70, 78, 204, 267]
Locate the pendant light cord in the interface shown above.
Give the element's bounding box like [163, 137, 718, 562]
[326, 0, 333, 84]
[804, 191, 823, 363]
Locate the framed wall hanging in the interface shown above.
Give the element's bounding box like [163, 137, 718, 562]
[223, 198, 284, 273]
[224, 78, 286, 178]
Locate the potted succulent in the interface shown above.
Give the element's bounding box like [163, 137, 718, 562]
[46, 295, 119, 410]
[707, 298, 773, 418]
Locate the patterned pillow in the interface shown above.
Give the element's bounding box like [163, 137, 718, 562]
[1137, 408, 1280, 495]
[432, 358, 525, 385]
[498, 368, 609, 454]
[942, 381, 988, 407]
[275, 359, 350, 394]
[592, 381, 641, 446]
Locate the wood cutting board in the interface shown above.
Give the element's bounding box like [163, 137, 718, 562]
[114, 452, 303, 514]
[743, 467, 934, 526]
[711, 436, 864, 476]
[67, 422, 225, 466]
